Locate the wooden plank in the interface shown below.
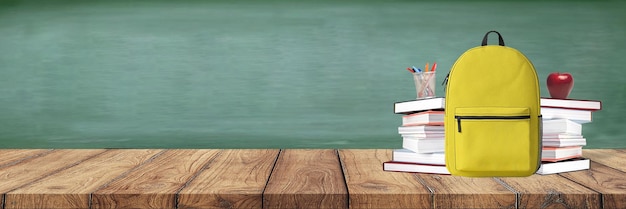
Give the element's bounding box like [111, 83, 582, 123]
[0, 149, 52, 167]
[416, 174, 516, 209]
[91, 149, 221, 209]
[559, 161, 626, 209]
[0, 149, 106, 193]
[0, 149, 106, 209]
[584, 149, 626, 172]
[499, 174, 601, 209]
[177, 149, 279, 209]
[263, 149, 347, 209]
[5, 149, 163, 209]
[338, 149, 432, 209]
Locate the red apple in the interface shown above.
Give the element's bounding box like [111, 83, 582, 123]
[547, 72, 574, 99]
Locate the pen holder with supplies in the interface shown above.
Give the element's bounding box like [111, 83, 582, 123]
[413, 71, 436, 99]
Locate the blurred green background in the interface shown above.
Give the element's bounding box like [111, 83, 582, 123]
[1, 0, 624, 148]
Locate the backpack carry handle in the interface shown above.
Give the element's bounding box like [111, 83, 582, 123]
[481, 30, 505, 46]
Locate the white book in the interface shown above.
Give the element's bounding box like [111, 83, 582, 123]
[542, 138, 586, 147]
[392, 149, 445, 165]
[402, 135, 445, 141]
[543, 133, 583, 139]
[536, 158, 590, 175]
[394, 97, 445, 114]
[402, 137, 444, 154]
[400, 133, 445, 139]
[383, 161, 450, 174]
[542, 119, 582, 135]
[540, 98, 601, 111]
[541, 107, 592, 124]
[398, 125, 445, 135]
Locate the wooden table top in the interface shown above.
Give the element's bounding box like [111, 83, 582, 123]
[0, 149, 624, 209]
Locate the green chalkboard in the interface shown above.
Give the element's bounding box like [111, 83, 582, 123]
[1, 0, 625, 148]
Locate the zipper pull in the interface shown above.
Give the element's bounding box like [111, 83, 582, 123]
[455, 116, 462, 132]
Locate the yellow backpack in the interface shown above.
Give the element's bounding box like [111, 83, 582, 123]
[444, 31, 542, 177]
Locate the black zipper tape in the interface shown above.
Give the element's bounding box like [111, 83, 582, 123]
[454, 115, 531, 133]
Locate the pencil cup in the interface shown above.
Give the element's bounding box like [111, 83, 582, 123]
[413, 71, 436, 99]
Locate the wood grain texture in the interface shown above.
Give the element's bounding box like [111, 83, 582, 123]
[559, 161, 626, 209]
[177, 149, 279, 209]
[338, 149, 432, 209]
[416, 174, 516, 209]
[584, 149, 626, 172]
[0, 149, 106, 194]
[91, 149, 221, 209]
[0, 149, 50, 209]
[0, 149, 52, 167]
[499, 174, 601, 209]
[263, 149, 347, 209]
[5, 149, 163, 209]
[0, 149, 624, 209]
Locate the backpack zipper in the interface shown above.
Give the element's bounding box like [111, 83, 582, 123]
[454, 115, 530, 133]
[442, 73, 450, 89]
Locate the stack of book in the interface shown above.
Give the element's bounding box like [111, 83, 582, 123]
[384, 97, 449, 174]
[537, 97, 602, 175]
[385, 97, 603, 175]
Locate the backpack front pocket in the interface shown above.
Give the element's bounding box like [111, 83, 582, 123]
[453, 107, 531, 172]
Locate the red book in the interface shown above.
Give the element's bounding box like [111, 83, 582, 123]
[541, 146, 583, 162]
[402, 110, 444, 126]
